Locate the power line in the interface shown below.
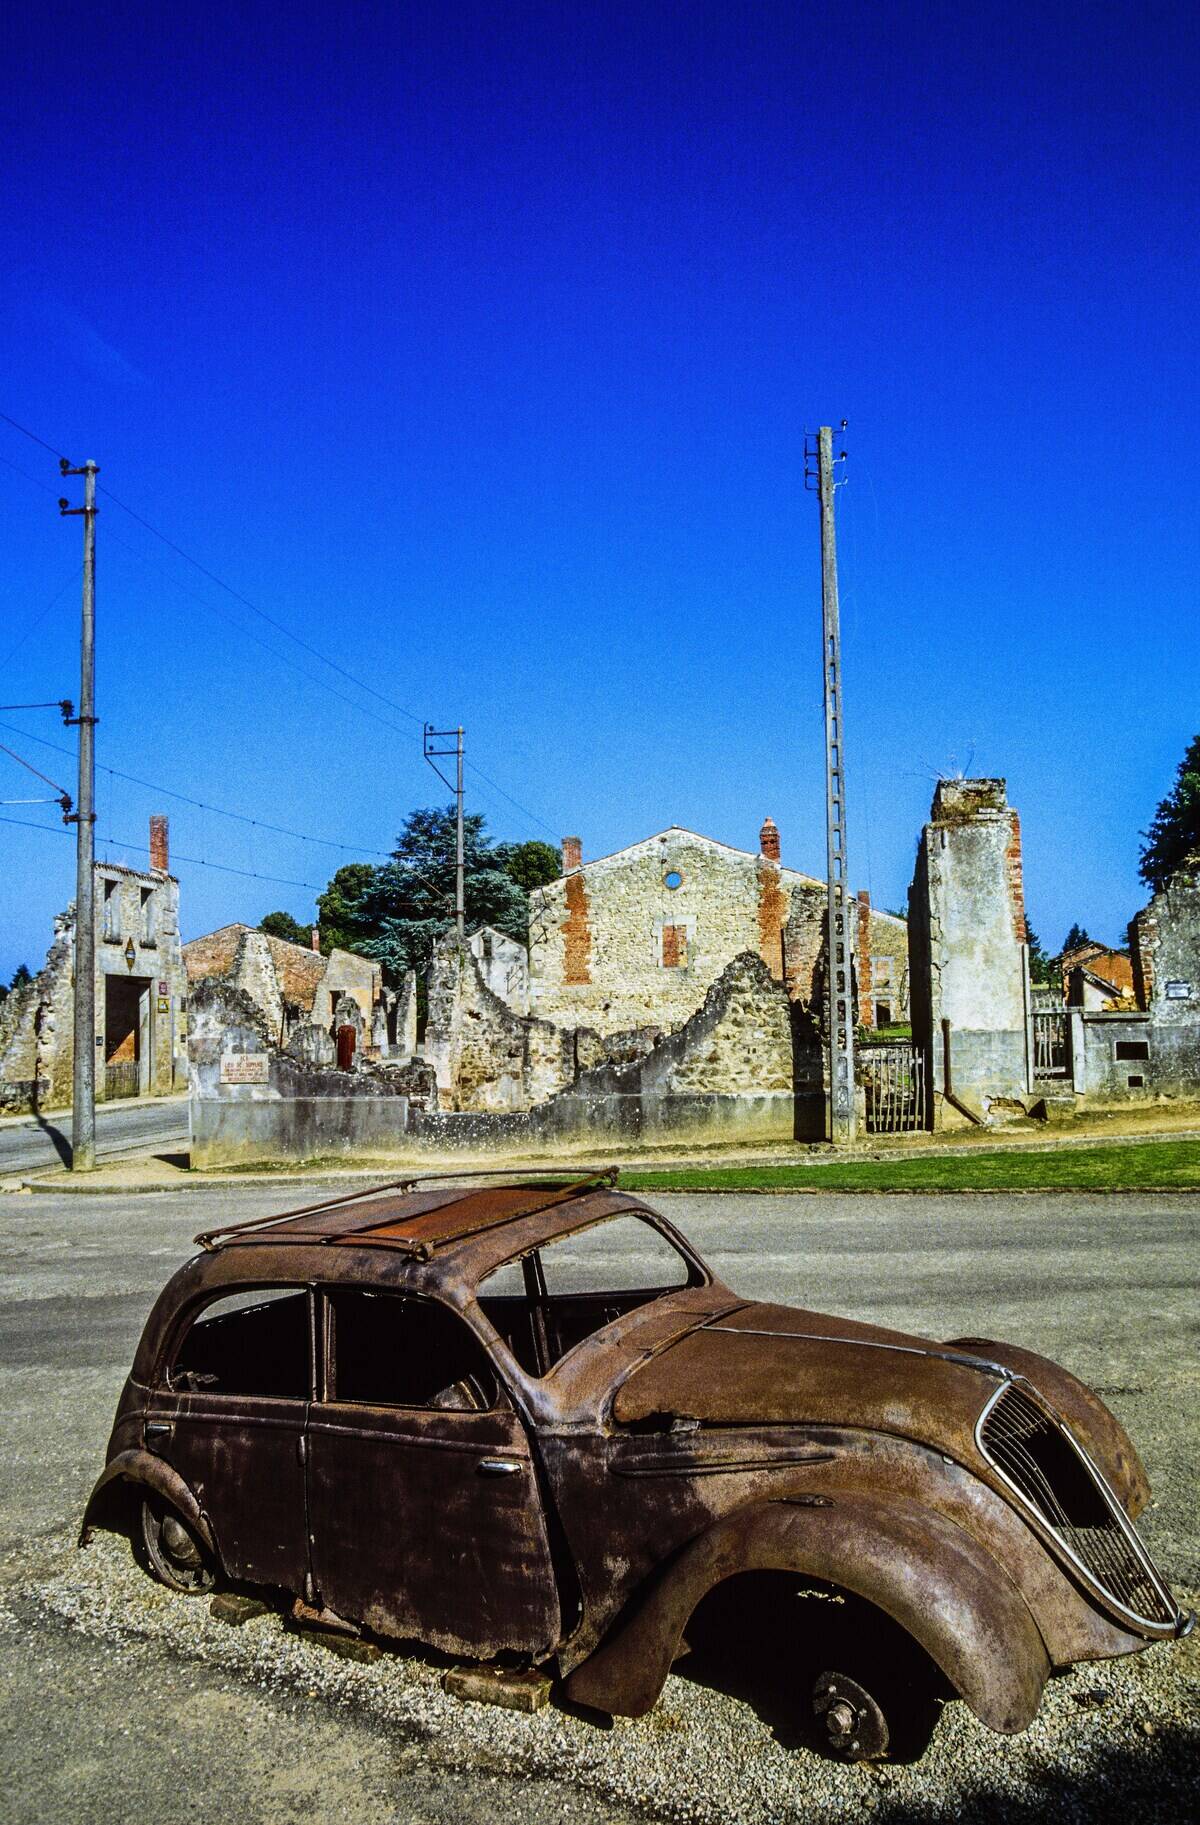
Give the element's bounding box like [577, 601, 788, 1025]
[2, 410, 565, 841]
[0, 812, 323, 890]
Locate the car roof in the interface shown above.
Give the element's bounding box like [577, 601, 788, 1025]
[193, 1168, 625, 1263]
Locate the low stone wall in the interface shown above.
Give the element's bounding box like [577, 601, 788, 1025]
[189, 981, 413, 1168]
[1074, 1010, 1197, 1103]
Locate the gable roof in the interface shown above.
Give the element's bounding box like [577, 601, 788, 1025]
[545, 826, 825, 889]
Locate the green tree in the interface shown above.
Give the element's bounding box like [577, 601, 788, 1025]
[1139, 732, 1200, 894]
[495, 839, 560, 894]
[9, 964, 32, 990]
[1061, 923, 1093, 955]
[1025, 923, 1053, 983]
[258, 911, 311, 946]
[316, 863, 378, 955]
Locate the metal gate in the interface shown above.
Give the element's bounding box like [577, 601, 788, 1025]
[104, 1060, 139, 1100]
[1033, 1010, 1069, 1077]
[858, 1043, 928, 1134]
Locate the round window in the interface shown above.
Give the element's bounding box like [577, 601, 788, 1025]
[663, 869, 684, 891]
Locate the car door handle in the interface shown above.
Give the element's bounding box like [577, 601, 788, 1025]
[477, 1457, 523, 1477]
[145, 1421, 172, 1444]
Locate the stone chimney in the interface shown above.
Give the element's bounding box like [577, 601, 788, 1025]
[311, 926, 321, 952]
[149, 815, 169, 873]
[759, 816, 780, 863]
[562, 836, 583, 874]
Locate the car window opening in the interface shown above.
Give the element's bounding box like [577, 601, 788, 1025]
[477, 1213, 701, 1375]
[170, 1287, 309, 1399]
[327, 1289, 502, 1412]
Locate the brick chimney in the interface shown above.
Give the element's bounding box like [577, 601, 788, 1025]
[149, 815, 169, 873]
[311, 925, 321, 952]
[758, 816, 780, 863]
[562, 836, 583, 874]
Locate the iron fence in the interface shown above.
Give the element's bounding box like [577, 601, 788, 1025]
[104, 1060, 139, 1100]
[1033, 1010, 1069, 1077]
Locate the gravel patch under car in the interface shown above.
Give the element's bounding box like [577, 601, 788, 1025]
[8, 1529, 1197, 1824]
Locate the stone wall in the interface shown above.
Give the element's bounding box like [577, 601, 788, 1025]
[468, 926, 529, 1014]
[184, 925, 381, 1046]
[188, 980, 420, 1168]
[909, 779, 1031, 1118]
[0, 845, 187, 1114]
[1127, 856, 1200, 1093]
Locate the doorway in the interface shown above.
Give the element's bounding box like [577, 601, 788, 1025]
[104, 975, 152, 1098]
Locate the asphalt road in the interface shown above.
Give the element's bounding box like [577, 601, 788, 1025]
[0, 1095, 188, 1177]
[0, 1186, 1195, 1822]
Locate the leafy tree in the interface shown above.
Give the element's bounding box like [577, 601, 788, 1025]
[1060, 923, 1094, 955]
[9, 964, 32, 990]
[317, 809, 541, 982]
[496, 839, 560, 894]
[316, 863, 378, 955]
[1139, 732, 1200, 894]
[258, 911, 312, 946]
[1025, 924, 1053, 983]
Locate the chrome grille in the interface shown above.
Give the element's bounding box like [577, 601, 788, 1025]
[978, 1381, 1177, 1631]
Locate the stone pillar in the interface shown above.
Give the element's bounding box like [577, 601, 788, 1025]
[370, 1000, 389, 1058]
[856, 892, 873, 1027]
[398, 968, 418, 1058]
[908, 779, 1030, 1121]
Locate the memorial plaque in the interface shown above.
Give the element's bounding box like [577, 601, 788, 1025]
[220, 1052, 270, 1084]
[1165, 980, 1191, 999]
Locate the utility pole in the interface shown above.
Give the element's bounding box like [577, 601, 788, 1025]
[423, 724, 466, 941]
[809, 424, 856, 1143]
[59, 459, 99, 1171]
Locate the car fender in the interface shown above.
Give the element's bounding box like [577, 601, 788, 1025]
[79, 1449, 217, 1555]
[563, 1493, 1050, 1732]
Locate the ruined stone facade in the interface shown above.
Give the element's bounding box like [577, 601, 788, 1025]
[0, 820, 187, 1112]
[467, 925, 530, 1014]
[1125, 855, 1200, 1093]
[908, 779, 1031, 1120]
[527, 822, 908, 1038]
[183, 925, 382, 1049]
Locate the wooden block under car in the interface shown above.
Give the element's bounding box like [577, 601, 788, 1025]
[209, 1592, 270, 1627]
[443, 1664, 552, 1712]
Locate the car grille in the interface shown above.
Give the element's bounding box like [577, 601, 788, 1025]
[978, 1381, 1177, 1631]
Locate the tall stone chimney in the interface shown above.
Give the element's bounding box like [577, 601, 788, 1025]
[311, 926, 321, 952]
[562, 836, 583, 874]
[758, 816, 780, 863]
[149, 815, 169, 873]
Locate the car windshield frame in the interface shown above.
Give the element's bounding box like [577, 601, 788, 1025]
[472, 1208, 710, 1380]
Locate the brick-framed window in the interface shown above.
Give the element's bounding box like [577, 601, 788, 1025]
[661, 923, 688, 969]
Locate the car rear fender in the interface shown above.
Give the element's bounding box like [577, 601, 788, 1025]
[79, 1449, 217, 1556]
[563, 1494, 1050, 1732]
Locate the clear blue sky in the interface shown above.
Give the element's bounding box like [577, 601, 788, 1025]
[2, 0, 1197, 980]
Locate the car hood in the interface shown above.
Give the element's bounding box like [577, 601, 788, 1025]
[611, 1301, 1146, 1506]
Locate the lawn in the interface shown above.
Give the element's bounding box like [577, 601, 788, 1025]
[619, 1138, 1200, 1193]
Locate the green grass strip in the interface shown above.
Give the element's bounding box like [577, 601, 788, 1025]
[619, 1138, 1200, 1193]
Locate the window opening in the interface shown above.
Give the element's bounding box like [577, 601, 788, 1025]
[169, 1287, 309, 1398]
[326, 1290, 500, 1411]
[478, 1213, 701, 1376]
[1114, 1040, 1149, 1061]
[663, 869, 683, 891]
[661, 923, 688, 969]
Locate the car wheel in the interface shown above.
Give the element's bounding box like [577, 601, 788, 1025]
[138, 1494, 217, 1594]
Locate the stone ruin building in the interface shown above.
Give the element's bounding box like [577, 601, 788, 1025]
[0, 816, 187, 1112]
[183, 922, 384, 1058]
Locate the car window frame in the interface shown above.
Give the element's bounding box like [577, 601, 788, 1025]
[160, 1282, 317, 1403]
[316, 1284, 509, 1414]
[474, 1209, 710, 1379]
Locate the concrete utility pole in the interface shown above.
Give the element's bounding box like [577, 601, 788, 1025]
[59, 459, 99, 1171]
[423, 723, 466, 941]
[813, 425, 856, 1143]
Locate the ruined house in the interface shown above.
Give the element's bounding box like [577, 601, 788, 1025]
[526, 820, 909, 1037]
[1055, 940, 1135, 1008]
[0, 815, 187, 1112]
[183, 923, 383, 1052]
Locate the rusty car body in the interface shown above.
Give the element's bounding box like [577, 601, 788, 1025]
[83, 1169, 1190, 1759]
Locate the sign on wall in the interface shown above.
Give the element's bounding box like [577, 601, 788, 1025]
[1165, 980, 1192, 999]
[220, 1052, 270, 1084]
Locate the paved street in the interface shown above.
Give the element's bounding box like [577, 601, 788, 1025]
[0, 1096, 188, 1179]
[0, 1186, 1195, 1823]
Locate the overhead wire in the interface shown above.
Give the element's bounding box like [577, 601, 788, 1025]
[2, 408, 565, 843]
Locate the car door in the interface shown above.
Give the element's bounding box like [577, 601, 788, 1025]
[145, 1284, 312, 1592]
[306, 1287, 560, 1658]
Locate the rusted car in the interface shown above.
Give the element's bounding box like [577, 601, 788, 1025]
[83, 1170, 1189, 1760]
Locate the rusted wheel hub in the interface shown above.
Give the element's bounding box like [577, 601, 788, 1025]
[813, 1671, 889, 1761]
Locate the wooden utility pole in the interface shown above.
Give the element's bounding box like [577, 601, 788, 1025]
[815, 425, 856, 1142]
[59, 458, 99, 1171]
[423, 723, 466, 940]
